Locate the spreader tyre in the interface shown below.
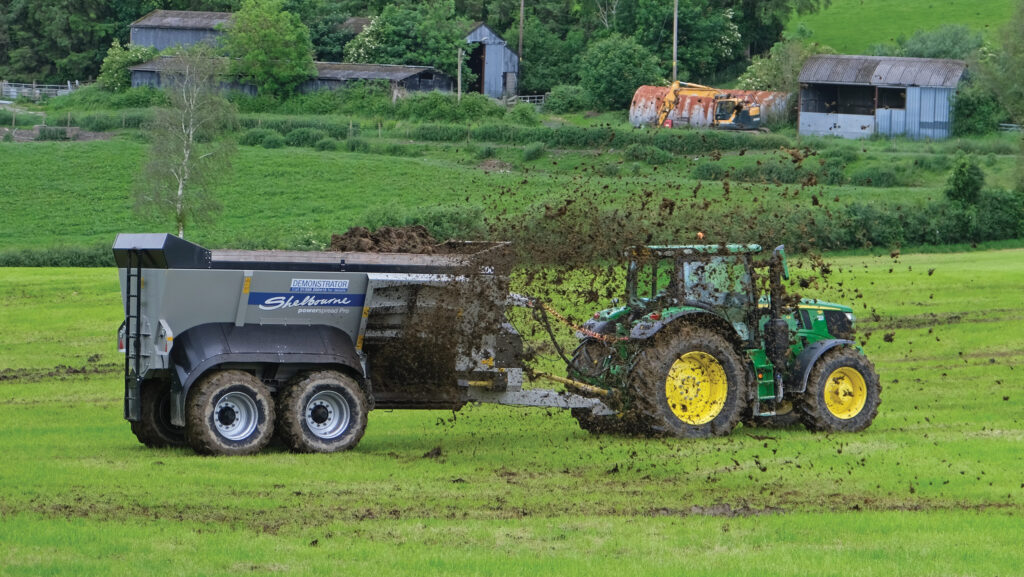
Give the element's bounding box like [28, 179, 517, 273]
[131, 380, 187, 448]
[277, 371, 368, 453]
[630, 326, 749, 438]
[799, 347, 881, 433]
[185, 370, 275, 456]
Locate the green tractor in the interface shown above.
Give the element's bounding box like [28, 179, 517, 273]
[566, 244, 880, 437]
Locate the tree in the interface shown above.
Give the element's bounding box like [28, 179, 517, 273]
[97, 40, 159, 92]
[136, 44, 236, 239]
[869, 24, 984, 60]
[283, 0, 353, 62]
[980, 1, 1024, 125]
[504, 16, 585, 94]
[579, 34, 660, 110]
[630, 0, 742, 81]
[945, 152, 985, 205]
[736, 31, 833, 93]
[344, 0, 470, 78]
[222, 0, 316, 97]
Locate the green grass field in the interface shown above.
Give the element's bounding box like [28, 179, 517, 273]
[1, 249, 1021, 575]
[787, 0, 1017, 54]
[1, 133, 1020, 254]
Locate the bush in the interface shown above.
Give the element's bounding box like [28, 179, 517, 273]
[544, 85, 590, 114]
[315, 137, 339, 151]
[372, 141, 421, 157]
[345, 138, 370, 152]
[945, 152, 985, 204]
[261, 133, 286, 148]
[624, 143, 672, 165]
[474, 145, 496, 160]
[579, 35, 660, 110]
[97, 40, 158, 93]
[35, 127, 71, 141]
[237, 114, 357, 139]
[0, 109, 44, 127]
[285, 127, 328, 147]
[239, 128, 278, 146]
[848, 164, 913, 188]
[72, 109, 152, 131]
[505, 102, 541, 126]
[953, 78, 1008, 136]
[0, 245, 114, 267]
[521, 142, 546, 162]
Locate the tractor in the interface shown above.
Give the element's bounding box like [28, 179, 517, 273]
[563, 244, 881, 437]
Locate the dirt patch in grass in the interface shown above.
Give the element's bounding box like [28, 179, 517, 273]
[0, 361, 119, 383]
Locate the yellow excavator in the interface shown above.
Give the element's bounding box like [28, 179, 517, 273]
[653, 81, 765, 131]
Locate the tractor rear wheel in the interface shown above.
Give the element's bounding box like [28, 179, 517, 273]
[799, 348, 881, 433]
[185, 370, 275, 456]
[276, 371, 368, 453]
[629, 326, 749, 438]
[131, 380, 187, 448]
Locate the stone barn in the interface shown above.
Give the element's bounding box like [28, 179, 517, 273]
[130, 10, 230, 51]
[798, 55, 966, 140]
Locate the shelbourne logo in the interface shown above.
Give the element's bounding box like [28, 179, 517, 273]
[248, 292, 365, 311]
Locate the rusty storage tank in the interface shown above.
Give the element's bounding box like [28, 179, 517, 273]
[629, 85, 791, 128]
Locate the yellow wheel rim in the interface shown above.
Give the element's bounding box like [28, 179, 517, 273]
[665, 351, 728, 425]
[823, 367, 868, 419]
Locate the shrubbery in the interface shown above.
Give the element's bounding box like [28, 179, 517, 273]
[285, 127, 329, 147]
[505, 102, 541, 126]
[624, 143, 672, 165]
[261, 133, 286, 148]
[544, 85, 591, 114]
[35, 127, 72, 141]
[315, 137, 339, 151]
[521, 142, 546, 162]
[97, 41, 158, 93]
[239, 128, 278, 146]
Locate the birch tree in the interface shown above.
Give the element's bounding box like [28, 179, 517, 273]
[136, 43, 235, 239]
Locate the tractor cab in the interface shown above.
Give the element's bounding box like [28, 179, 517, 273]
[713, 98, 763, 131]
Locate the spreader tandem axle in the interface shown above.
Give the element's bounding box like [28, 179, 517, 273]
[114, 235, 879, 456]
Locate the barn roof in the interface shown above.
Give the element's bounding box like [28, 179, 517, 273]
[799, 55, 965, 88]
[131, 57, 441, 82]
[130, 10, 232, 30]
[313, 62, 442, 82]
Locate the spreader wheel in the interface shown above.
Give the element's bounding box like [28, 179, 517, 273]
[185, 370, 275, 456]
[131, 380, 187, 448]
[276, 371, 368, 453]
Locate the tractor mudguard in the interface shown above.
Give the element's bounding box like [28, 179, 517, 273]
[788, 339, 856, 394]
[167, 323, 364, 426]
[629, 310, 735, 341]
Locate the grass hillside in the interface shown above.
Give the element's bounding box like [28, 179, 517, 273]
[1, 249, 1021, 575]
[787, 0, 1017, 54]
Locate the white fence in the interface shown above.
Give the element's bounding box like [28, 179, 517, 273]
[0, 80, 85, 101]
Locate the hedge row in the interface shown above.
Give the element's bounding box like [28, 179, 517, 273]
[405, 123, 789, 154]
[237, 114, 360, 139]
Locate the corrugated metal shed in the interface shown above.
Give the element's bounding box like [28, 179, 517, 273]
[799, 55, 965, 88]
[464, 23, 518, 99]
[130, 10, 231, 30]
[315, 63, 439, 82]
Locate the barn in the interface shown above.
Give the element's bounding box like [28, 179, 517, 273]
[798, 55, 966, 140]
[342, 18, 519, 99]
[130, 58, 452, 96]
[129, 10, 230, 51]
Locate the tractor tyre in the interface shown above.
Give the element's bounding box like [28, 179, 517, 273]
[629, 326, 749, 438]
[798, 347, 881, 433]
[743, 401, 803, 430]
[131, 380, 187, 448]
[276, 371, 368, 453]
[185, 370, 275, 456]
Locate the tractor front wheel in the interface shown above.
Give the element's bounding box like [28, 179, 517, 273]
[629, 326, 749, 438]
[799, 348, 881, 433]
